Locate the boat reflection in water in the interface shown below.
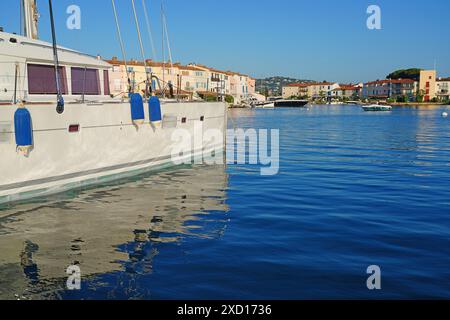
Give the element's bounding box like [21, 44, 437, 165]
[0, 164, 229, 300]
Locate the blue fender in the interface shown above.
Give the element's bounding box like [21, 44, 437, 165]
[130, 93, 145, 124]
[14, 107, 33, 148]
[149, 96, 162, 124]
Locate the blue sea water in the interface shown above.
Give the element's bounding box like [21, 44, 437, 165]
[0, 105, 449, 299]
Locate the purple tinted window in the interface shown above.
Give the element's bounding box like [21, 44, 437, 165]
[103, 70, 110, 96]
[71, 67, 100, 95]
[27, 64, 67, 95]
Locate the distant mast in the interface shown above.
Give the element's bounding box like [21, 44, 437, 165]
[21, 0, 39, 39]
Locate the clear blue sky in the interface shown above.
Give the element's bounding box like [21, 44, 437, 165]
[1, 0, 449, 82]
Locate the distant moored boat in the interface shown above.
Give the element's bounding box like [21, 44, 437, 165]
[274, 100, 309, 108]
[362, 104, 393, 112]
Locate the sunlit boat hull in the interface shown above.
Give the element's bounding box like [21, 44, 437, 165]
[0, 102, 227, 204]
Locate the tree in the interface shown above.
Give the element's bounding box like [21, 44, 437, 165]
[416, 89, 425, 103]
[387, 68, 421, 81]
[225, 95, 234, 104]
[396, 95, 407, 103]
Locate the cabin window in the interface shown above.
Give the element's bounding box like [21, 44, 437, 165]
[71, 67, 100, 95]
[27, 64, 68, 95]
[103, 70, 110, 96]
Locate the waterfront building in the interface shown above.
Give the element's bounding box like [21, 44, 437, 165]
[106, 57, 181, 97]
[362, 79, 416, 100]
[226, 71, 256, 104]
[228, 73, 244, 103]
[177, 64, 208, 93]
[436, 77, 450, 101]
[106, 58, 152, 97]
[183, 64, 257, 104]
[332, 83, 363, 99]
[108, 60, 128, 97]
[419, 70, 437, 102]
[190, 64, 229, 97]
[147, 60, 179, 93]
[282, 83, 310, 99]
[106, 58, 254, 103]
[308, 82, 339, 99]
[247, 76, 256, 96]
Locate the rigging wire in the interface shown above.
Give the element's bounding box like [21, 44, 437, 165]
[131, 0, 151, 99]
[142, 0, 157, 61]
[161, 2, 165, 96]
[48, 0, 64, 114]
[20, 0, 24, 36]
[111, 0, 132, 94]
[161, 2, 173, 69]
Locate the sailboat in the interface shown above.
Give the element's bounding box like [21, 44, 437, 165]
[0, 0, 227, 204]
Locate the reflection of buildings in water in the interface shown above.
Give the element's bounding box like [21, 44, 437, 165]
[0, 165, 229, 299]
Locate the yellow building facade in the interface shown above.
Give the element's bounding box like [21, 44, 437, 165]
[419, 70, 437, 102]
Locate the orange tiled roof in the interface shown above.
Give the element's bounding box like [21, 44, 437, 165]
[338, 85, 359, 90]
[178, 65, 204, 71]
[365, 79, 416, 85]
[286, 83, 310, 87]
[106, 58, 255, 79]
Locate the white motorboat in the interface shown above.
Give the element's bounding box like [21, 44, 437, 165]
[0, 1, 226, 204]
[260, 102, 274, 108]
[362, 104, 393, 112]
[254, 102, 274, 108]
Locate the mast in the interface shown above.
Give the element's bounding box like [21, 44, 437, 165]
[161, 3, 165, 97]
[131, 0, 151, 100]
[21, 0, 39, 39]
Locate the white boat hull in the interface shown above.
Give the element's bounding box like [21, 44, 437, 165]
[0, 101, 227, 204]
[362, 104, 392, 112]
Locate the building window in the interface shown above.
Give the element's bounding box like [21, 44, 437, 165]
[71, 67, 100, 95]
[27, 64, 68, 95]
[114, 79, 121, 91]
